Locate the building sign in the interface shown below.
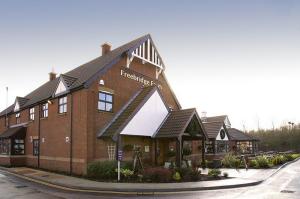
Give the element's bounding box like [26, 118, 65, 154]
[120, 69, 162, 89]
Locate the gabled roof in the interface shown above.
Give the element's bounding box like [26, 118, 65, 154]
[204, 115, 228, 123]
[155, 108, 207, 139]
[228, 128, 259, 141]
[202, 121, 226, 139]
[1, 34, 181, 117]
[98, 86, 159, 139]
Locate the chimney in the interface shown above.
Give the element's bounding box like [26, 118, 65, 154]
[201, 111, 207, 122]
[49, 68, 57, 81]
[101, 43, 111, 55]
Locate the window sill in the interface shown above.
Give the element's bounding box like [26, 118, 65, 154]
[58, 113, 67, 116]
[98, 110, 114, 114]
[40, 117, 48, 120]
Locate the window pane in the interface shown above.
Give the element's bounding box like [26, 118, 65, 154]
[64, 104, 67, 113]
[106, 94, 113, 102]
[106, 103, 112, 112]
[98, 102, 106, 111]
[99, 93, 106, 101]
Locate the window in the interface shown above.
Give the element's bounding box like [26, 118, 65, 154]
[58, 96, 67, 114]
[237, 141, 253, 154]
[33, 139, 39, 156]
[41, 103, 48, 118]
[0, 139, 10, 155]
[29, 108, 35, 121]
[205, 141, 214, 154]
[16, 113, 20, 124]
[98, 92, 113, 112]
[13, 139, 24, 155]
[216, 141, 228, 153]
[107, 144, 116, 160]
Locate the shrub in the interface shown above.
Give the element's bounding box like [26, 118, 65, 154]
[208, 169, 221, 178]
[284, 154, 294, 161]
[178, 167, 201, 182]
[87, 161, 117, 180]
[291, 154, 300, 159]
[115, 168, 134, 180]
[272, 155, 287, 165]
[121, 161, 133, 170]
[222, 154, 241, 168]
[255, 156, 270, 168]
[173, 172, 181, 181]
[249, 159, 257, 168]
[223, 172, 229, 178]
[143, 167, 172, 183]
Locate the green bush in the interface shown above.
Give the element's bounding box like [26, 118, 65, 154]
[249, 159, 258, 168]
[87, 161, 117, 180]
[121, 161, 133, 170]
[173, 172, 181, 181]
[291, 154, 300, 159]
[208, 169, 221, 178]
[177, 167, 201, 182]
[272, 155, 287, 165]
[284, 154, 294, 161]
[115, 168, 134, 180]
[222, 154, 241, 168]
[255, 156, 270, 168]
[143, 167, 172, 183]
[166, 150, 176, 158]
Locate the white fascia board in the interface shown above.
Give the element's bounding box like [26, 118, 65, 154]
[120, 90, 169, 137]
[216, 127, 229, 141]
[54, 77, 68, 96]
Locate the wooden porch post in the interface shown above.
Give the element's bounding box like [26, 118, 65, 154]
[176, 138, 182, 168]
[201, 139, 205, 167]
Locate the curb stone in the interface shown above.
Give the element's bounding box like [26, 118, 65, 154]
[0, 158, 299, 195]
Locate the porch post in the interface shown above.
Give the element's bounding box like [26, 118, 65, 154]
[201, 139, 205, 167]
[176, 137, 182, 168]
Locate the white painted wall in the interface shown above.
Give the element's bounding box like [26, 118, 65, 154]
[55, 80, 67, 96]
[216, 127, 229, 141]
[120, 90, 169, 137]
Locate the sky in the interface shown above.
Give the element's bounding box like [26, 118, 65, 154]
[0, 0, 300, 131]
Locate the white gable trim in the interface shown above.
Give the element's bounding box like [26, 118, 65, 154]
[14, 101, 20, 112]
[120, 90, 169, 137]
[216, 127, 229, 141]
[54, 77, 69, 97]
[128, 38, 165, 70]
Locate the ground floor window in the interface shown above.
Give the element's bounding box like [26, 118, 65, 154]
[0, 139, 10, 155]
[33, 139, 39, 156]
[13, 139, 25, 155]
[205, 141, 214, 154]
[237, 141, 253, 154]
[107, 144, 116, 160]
[216, 141, 228, 153]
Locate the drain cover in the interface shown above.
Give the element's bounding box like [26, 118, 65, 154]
[281, 190, 295, 193]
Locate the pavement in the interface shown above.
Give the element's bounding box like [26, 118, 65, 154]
[0, 158, 298, 195]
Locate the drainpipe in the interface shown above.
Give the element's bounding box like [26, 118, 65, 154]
[38, 104, 41, 168]
[70, 93, 73, 175]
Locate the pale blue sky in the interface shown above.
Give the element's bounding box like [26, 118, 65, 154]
[1, 0, 300, 130]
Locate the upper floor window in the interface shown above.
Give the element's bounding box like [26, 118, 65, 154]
[98, 92, 113, 112]
[58, 96, 67, 114]
[41, 103, 48, 118]
[16, 113, 21, 124]
[29, 108, 35, 121]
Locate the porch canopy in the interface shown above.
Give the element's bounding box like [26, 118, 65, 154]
[0, 126, 26, 139]
[97, 85, 207, 167]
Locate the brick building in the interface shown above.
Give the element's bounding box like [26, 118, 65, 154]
[0, 35, 207, 175]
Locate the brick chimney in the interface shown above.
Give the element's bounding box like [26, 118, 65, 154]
[49, 69, 57, 81]
[101, 43, 111, 56]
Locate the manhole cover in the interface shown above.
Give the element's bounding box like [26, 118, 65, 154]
[281, 190, 295, 193]
[15, 185, 27, 189]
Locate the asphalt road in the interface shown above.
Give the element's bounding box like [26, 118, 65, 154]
[0, 159, 299, 199]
